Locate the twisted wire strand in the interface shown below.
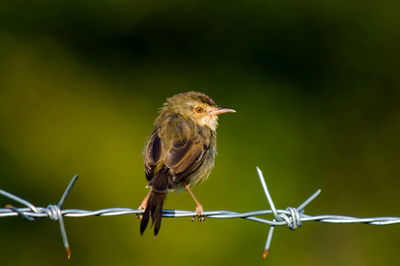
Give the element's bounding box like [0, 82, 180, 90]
[0, 168, 399, 259]
[1, 207, 399, 224]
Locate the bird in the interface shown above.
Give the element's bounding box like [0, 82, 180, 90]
[138, 91, 235, 235]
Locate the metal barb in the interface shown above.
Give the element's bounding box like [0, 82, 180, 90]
[56, 175, 79, 259]
[0, 170, 399, 260]
[58, 175, 79, 208]
[256, 167, 320, 257]
[256, 167, 279, 220]
[0, 190, 39, 213]
[297, 189, 321, 212]
[264, 224, 275, 258]
[256, 167, 279, 258]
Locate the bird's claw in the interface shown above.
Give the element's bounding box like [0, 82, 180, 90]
[191, 205, 206, 222]
[191, 215, 206, 222]
[199, 215, 206, 222]
[136, 206, 146, 219]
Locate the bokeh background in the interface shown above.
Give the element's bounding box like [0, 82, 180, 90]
[0, 1, 399, 266]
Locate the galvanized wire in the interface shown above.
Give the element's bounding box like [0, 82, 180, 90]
[0, 167, 399, 259]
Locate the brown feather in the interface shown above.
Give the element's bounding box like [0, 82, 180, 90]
[140, 91, 234, 235]
[140, 168, 169, 235]
[145, 130, 162, 181]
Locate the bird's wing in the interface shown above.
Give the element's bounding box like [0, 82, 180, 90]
[164, 137, 208, 184]
[145, 115, 210, 185]
[163, 116, 210, 184]
[144, 128, 162, 181]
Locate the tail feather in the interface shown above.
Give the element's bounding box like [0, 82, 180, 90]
[140, 191, 166, 235]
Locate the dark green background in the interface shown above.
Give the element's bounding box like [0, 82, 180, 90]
[0, 1, 399, 265]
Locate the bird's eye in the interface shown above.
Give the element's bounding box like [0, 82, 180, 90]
[195, 106, 204, 113]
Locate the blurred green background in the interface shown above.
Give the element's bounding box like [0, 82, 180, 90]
[0, 1, 399, 265]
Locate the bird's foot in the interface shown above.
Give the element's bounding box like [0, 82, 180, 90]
[191, 205, 206, 222]
[137, 191, 151, 219]
[136, 203, 147, 219]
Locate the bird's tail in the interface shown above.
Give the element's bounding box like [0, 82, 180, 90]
[140, 190, 166, 235]
[140, 170, 169, 235]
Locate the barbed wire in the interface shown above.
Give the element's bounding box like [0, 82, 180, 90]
[0, 167, 399, 259]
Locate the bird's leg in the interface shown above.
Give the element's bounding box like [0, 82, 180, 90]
[137, 189, 151, 219]
[184, 184, 205, 222]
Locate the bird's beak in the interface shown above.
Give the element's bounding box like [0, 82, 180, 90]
[209, 106, 236, 115]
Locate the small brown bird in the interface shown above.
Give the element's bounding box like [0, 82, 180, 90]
[138, 91, 235, 235]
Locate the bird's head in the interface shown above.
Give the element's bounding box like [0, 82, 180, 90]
[161, 91, 236, 131]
